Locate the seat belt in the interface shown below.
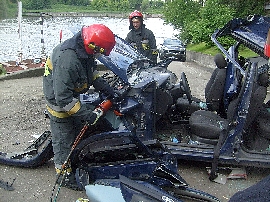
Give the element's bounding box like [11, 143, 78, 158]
[209, 129, 228, 181]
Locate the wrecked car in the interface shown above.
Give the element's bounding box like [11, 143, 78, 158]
[0, 15, 269, 201]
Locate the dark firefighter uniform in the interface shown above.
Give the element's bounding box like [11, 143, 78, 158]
[125, 24, 158, 64]
[43, 31, 114, 169]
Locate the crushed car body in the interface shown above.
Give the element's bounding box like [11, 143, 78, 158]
[0, 15, 269, 201]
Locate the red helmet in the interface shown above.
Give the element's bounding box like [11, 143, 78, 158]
[265, 28, 270, 57]
[82, 24, 116, 56]
[129, 10, 143, 22]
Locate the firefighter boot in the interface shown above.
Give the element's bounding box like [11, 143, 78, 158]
[56, 168, 82, 191]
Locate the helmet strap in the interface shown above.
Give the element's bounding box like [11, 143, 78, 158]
[88, 43, 106, 55]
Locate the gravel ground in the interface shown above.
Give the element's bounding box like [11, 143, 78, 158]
[0, 61, 269, 202]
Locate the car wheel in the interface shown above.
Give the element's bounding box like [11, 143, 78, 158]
[182, 57, 186, 62]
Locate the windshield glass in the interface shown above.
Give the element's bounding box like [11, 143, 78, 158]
[97, 35, 149, 84]
[164, 39, 183, 46]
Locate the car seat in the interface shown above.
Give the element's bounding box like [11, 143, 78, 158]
[189, 62, 267, 145]
[245, 70, 270, 151]
[204, 53, 227, 115]
[176, 53, 227, 117]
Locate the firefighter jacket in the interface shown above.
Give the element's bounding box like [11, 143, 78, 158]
[43, 31, 112, 121]
[125, 24, 158, 63]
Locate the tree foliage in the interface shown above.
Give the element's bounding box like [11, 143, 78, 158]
[63, 0, 89, 6]
[163, 0, 200, 30]
[217, 0, 266, 18]
[163, 0, 266, 45]
[186, 0, 234, 44]
[0, 0, 8, 19]
[22, 0, 52, 10]
[90, 0, 159, 11]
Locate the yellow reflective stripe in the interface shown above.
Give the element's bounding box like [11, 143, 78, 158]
[46, 57, 53, 70]
[55, 167, 72, 174]
[44, 57, 53, 76]
[46, 106, 70, 118]
[46, 101, 81, 118]
[44, 64, 50, 76]
[67, 101, 81, 115]
[74, 83, 88, 92]
[152, 49, 158, 55]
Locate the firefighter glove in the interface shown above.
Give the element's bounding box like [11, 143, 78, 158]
[141, 39, 150, 50]
[93, 77, 115, 98]
[142, 43, 150, 50]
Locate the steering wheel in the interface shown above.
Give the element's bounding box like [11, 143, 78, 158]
[180, 72, 192, 104]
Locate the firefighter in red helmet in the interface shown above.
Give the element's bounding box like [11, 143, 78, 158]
[125, 10, 158, 64]
[43, 24, 116, 190]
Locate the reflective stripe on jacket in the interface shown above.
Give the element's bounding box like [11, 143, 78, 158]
[43, 32, 96, 119]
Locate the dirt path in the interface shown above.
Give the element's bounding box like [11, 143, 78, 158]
[0, 77, 87, 201]
[0, 61, 269, 202]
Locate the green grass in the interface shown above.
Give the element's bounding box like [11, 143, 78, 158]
[187, 43, 221, 56]
[0, 64, 7, 76]
[187, 42, 259, 58]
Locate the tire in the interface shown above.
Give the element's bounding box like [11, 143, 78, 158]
[182, 57, 186, 62]
[163, 186, 220, 202]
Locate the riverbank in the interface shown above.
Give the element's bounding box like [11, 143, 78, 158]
[23, 12, 163, 18]
[0, 58, 108, 81]
[0, 50, 216, 81]
[0, 51, 216, 81]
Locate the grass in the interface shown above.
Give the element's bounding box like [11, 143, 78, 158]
[0, 64, 7, 76]
[187, 43, 221, 56]
[187, 42, 259, 58]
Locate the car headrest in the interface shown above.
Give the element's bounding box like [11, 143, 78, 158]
[214, 53, 227, 69]
[258, 72, 269, 87]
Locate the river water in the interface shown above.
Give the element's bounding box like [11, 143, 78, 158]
[0, 16, 178, 62]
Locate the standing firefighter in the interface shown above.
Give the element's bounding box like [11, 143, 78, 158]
[43, 24, 116, 190]
[125, 10, 158, 64]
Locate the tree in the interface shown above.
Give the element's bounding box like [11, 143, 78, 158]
[186, 0, 234, 44]
[117, 0, 130, 12]
[0, 0, 8, 19]
[141, 0, 150, 12]
[162, 0, 201, 42]
[59, 0, 89, 6]
[22, 0, 52, 10]
[91, 0, 109, 11]
[128, 0, 143, 10]
[217, 0, 266, 18]
[162, 0, 266, 44]
[163, 0, 200, 30]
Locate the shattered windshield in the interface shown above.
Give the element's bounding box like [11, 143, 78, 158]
[97, 35, 149, 84]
